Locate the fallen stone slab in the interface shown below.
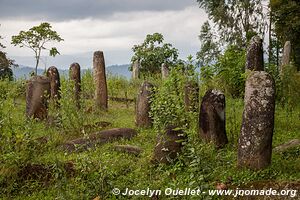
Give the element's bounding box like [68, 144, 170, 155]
[113, 145, 143, 156]
[62, 128, 137, 152]
[274, 139, 300, 153]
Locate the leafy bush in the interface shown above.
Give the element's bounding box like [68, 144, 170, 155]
[150, 61, 198, 131]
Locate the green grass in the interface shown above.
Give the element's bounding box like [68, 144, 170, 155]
[0, 77, 299, 200]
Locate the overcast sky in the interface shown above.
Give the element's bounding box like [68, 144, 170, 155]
[0, 0, 208, 69]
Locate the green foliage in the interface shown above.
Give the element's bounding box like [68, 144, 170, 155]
[197, 0, 266, 47]
[277, 64, 300, 108]
[11, 22, 63, 74]
[271, 0, 300, 70]
[131, 33, 179, 76]
[215, 46, 246, 97]
[197, 21, 220, 67]
[150, 60, 198, 131]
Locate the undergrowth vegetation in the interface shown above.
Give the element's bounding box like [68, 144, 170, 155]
[0, 65, 299, 199]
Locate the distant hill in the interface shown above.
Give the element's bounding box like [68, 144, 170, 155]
[12, 64, 131, 80]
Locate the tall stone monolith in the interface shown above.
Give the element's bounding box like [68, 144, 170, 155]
[246, 36, 264, 71]
[132, 60, 140, 79]
[93, 51, 108, 110]
[161, 63, 169, 79]
[135, 81, 154, 128]
[280, 41, 291, 74]
[46, 66, 60, 106]
[69, 63, 81, 109]
[26, 76, 51, 120]
[199, 89, 227, 148]
[238, 71, 275, 170]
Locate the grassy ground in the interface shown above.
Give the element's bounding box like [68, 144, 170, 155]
[0, 77, 299, 200]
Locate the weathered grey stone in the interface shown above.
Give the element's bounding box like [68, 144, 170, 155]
[161, 63, 169, 79]
[135, 81, 154, 128]
[69, 63, 81, 109]
[280, 41, 292, 74]
[274, 139, 300, 153]
[113, 145, 143, 156]
[132, 60, 140, 79]
[238, 71, 275, 170]
[93, 51, 108, 110]
[46, 66, 60, 106]
[184, 81, 199, 112]
[245, 36, 264, 71]
[199, 89, 227, 148]
[26, 76, 51, 120]
[62, 128, 137, 152]
[152, 126, 186, 164]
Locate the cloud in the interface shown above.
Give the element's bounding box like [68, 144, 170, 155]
[0, 0, 197, 21]
[1, 4, 208, 68]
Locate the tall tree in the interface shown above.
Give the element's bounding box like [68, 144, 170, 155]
[131, 33, 178, 76]
[11, 22, 63, 75]
[197, 21, 220, 67]
[197, 0, 266, 47]
[0, 25, 16, 80]
[270, 0, 300, 70]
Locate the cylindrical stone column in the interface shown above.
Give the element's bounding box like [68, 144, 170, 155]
[245, 36, 264, 71]
[199, 89, 228, 148]
[93, 51, 108, 110]
[69, 63, 81, 109]
[238, 71, 275, 170]
[46, 66, 60, 107]
[135, 81, 154, 128]
[26, 75, 51, 120]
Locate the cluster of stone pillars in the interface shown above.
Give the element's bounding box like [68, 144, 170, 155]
[136, 36, 276, 170]
[25, 51, 109, 120]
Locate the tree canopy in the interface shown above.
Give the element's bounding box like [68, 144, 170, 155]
[197, 0, 266, 47]
[270, 0, 300, 70]
[131, 33, 179, 75]
[11, 22, 63, 75]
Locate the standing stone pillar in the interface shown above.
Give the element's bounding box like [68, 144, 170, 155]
[184, 81, 199, 112]
[238, 71, 275, 170]
[280, 41, 291, 74]
[199, 89, 227, 148]
[136, 81, 154, 128]
[245, 36, 264, 71]
[69, 63, 81, 109]
[161, 63, 169, 79]
[132, 60, 140, 79]
[46, 66, 60, 106]
[26, 76, 51, 120]
[93, 51, 108, 110]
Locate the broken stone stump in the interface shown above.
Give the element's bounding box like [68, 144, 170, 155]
[135, 81, 154, 128]
[113, 145, 143, 156]
[184, 81, 199, 112]
[245, 36, 264, 71]
[199, 89, 227, 148]
[62, 128, 137, 152]
[132, 60, 140, 79]
[46, 66, 61, 106]
[69, 63, 81, 109]
[280, 41, 292, 74]
[238, 71, 275, 170]
[26, 75, 51, 120]
[93, 51, 108, 110]
[161, 63, 169, 79]
[152, 126, 186, 164]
